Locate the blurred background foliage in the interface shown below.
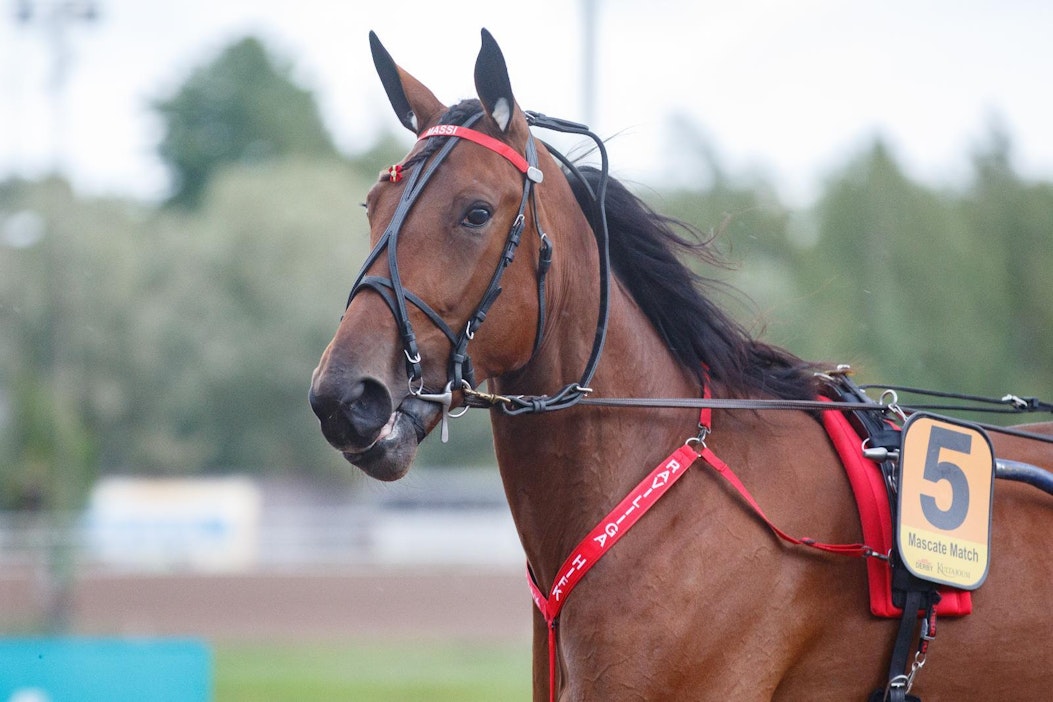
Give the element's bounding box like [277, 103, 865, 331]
[153, 36, 340, 209]
[1, 35, 1051, 511]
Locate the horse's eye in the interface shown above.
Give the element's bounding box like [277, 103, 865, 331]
[462, 206, 492, 228]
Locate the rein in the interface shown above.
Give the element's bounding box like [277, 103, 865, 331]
[465, 382, 1053, 446]
[574, 395, 1053, 445]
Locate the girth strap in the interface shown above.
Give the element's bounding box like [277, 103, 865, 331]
[870, 579, 939, 702]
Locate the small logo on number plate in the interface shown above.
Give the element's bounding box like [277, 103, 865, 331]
[896, 413, 995, 590]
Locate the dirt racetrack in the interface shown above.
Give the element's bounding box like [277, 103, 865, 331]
[0, 566, 532, 643]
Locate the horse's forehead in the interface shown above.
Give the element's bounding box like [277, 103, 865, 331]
[373, 141, 518, 208]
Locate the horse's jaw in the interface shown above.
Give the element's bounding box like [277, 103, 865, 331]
[338, 397, 439, 482]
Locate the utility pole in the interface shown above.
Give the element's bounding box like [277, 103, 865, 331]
[581, 0, 598, 127]
[10, 0, 100, 634]
[13, 0, 99, 174]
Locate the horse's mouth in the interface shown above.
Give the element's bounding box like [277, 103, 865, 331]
[340, 398, 436, 481]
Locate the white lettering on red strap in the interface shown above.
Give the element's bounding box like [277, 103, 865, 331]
[546, 449, 695, 605]
[417, 124, 533, 176]
[421, 124, 460, 137]
[528, 385, 709, 702]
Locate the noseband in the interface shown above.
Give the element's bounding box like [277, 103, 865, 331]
[344, 109, 612, 440]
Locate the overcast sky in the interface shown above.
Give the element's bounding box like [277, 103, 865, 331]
[2, 0, 1051, 204]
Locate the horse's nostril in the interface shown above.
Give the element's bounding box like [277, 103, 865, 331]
[345, 379, 392, 435]
[310, 375, 394, 448]
[345, 380, 366, 404]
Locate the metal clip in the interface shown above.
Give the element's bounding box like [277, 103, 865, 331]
[862, 547, 891, 562]
[1001, 394, 1032, 410]
[686, 424, 711, 452]
[412, 381, 454, 443]
[905, 652, 927, 692]
[879, 389, 907, 423]
[461, 380, 516, 409]
[814, 364, 854, 382]
[862, 444, 900, 463]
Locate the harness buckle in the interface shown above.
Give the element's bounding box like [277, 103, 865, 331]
[882, 673, 910, 702]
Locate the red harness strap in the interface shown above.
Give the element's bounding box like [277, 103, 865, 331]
[526, 384, 874, 701]
[697, 443, 872, 558]
[527, 441, 702, 702]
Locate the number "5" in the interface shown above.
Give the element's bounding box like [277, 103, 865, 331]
[920, 425, 972, 530]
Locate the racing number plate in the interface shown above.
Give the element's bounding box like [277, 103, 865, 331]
[896, 413, 995, 590]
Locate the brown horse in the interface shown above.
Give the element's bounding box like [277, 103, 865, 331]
[310, 29, 1053, 701]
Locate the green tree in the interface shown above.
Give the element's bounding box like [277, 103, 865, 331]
[154, 36, 338, 208]
[961, 125, 1053, 394]
[0, 178, 112, 510]
[123, 158, 376, 474]
[779, 141, 969, 387]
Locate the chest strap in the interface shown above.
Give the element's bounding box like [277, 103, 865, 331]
[526, 383, 874, 701]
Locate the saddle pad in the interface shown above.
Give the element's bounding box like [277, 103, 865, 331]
[820, 405, 972, 618]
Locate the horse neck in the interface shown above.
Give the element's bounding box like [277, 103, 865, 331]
[489, 247, 700, 587]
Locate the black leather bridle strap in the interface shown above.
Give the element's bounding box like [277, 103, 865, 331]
[492, 111, 613, 415]
[344, 113, 482, 385]
[344, 110, 544, 394]
[424, 124, 542, 389]
[355, 275, 460, 347]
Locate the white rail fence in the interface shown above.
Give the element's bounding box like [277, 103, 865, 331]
[0, 470, 524, 573]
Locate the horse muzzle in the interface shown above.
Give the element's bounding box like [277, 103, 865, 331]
[308, 373, 435, 481]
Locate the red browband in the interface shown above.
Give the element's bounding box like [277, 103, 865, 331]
[418, 124, 536, 178]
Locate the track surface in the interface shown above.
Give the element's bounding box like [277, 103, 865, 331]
[0, 567, 531, 643]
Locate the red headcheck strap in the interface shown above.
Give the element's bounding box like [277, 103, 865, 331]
[418, 124, 538, 179]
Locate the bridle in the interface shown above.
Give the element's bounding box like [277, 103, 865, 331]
[343, 108, 1053, 452]
[343, 108, 614, 439]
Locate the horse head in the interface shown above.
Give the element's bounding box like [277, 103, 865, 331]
[310, 30, 567, 481]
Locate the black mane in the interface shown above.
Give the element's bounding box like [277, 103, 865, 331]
[567, 166, 820, 401]
[411, 100, 819, 400]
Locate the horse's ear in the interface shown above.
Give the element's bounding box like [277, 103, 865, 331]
[474, 28, 518, 133]
[369, 31, 445, 134]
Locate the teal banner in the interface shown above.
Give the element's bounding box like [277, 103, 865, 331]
[0, 638, 211, 702]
